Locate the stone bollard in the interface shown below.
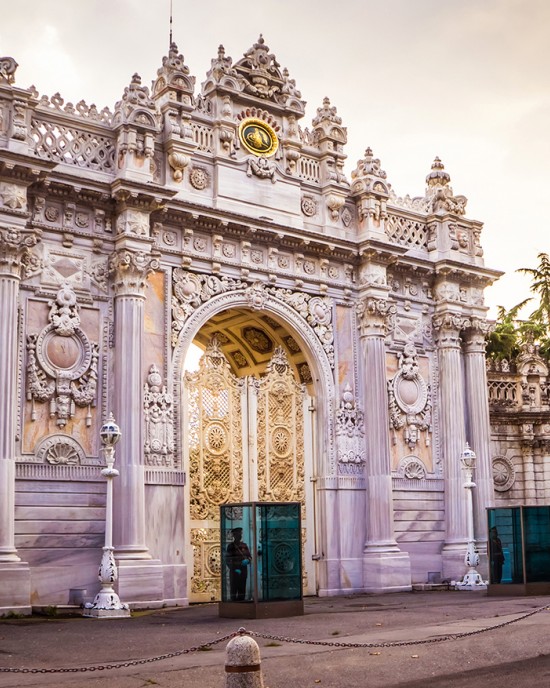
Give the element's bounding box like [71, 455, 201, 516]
[224, 628, 264, 688]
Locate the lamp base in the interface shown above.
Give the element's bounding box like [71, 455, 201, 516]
[454, 568, 488, 591]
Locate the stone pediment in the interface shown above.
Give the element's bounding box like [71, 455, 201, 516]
[202, 35, 305, 116]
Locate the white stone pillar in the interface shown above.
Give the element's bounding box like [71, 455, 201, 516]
[358, 297, 411, 592]
[433, 313, 469, 579]
[463, 321, 494, 545]
[110, 247, 157, 560]
[0, 226, 36, 612]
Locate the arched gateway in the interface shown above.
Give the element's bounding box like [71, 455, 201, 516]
[0, 37, 502, 614]
[172, 287, 337, 600]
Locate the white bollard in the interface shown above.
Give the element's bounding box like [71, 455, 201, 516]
[224, 630, 264, 688]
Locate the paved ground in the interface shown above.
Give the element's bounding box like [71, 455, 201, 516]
[1, 591, 549, 688]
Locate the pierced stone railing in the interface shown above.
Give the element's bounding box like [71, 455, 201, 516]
[298, 155, 320, 183]
[30, 118, 116, 172]
[191, 123, 214, 152]
[487, 378, 519, 408]
[385, 213, 428, 250]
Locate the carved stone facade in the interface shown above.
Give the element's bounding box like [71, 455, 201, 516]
[1, 39, 530, 614]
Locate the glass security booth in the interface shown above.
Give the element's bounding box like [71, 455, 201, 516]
[219, 502, 304, 618]
[487, 506, 550, 595]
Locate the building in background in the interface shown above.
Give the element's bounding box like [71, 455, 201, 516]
[1, 38, 543, 614]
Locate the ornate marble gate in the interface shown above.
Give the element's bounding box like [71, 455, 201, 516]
[184, 337, 315, 602]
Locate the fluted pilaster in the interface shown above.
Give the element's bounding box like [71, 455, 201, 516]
[433, 313, 469, 574]
[0, 227, 38, 562]
[463, 321, 493, 540]
[110, 248, 159, 559]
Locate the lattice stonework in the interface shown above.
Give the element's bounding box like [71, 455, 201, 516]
[256, 348, 306, 509]
[385, 214, 428, 250]
[488, 379, 518, 407]
[185, 338, 244, 521]
[30, 119, 115, 171]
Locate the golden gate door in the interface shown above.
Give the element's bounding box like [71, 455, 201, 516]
[184, 339, 315, 602]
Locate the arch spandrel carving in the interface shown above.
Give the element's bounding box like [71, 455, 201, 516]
[172, 286, 336, 474]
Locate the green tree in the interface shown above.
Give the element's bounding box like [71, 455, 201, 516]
[486, 300, 530, 360]
[517, 252, 550, 357]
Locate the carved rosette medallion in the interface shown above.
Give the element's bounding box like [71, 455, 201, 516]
[492, 456, 515, 492]
[189, 166, 209, 190]
[26, 283, 98, 427]
[388, 342, 432, 449]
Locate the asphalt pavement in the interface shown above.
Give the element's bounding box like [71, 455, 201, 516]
[1, 590, 549, 688]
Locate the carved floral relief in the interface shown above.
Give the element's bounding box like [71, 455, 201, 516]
[26, 283, 98, 428]
[387, 342, 432, 451]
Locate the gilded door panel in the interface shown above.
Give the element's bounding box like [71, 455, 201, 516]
[185, 340, 315, 601]
[185, 337, 246, 602]
[255, 347, 315, 594]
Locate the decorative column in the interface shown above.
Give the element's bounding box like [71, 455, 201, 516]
[433, 312, 469, 579]
[0, 226, 37, 613]
[463, 320, 494, 557]
[110, 247, 158, 560]
[357, 296, 411, 592]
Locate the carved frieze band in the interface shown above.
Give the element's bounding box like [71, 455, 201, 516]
[172, 269, 335, 367]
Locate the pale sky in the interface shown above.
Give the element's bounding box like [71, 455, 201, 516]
[2, 0, 548, 317]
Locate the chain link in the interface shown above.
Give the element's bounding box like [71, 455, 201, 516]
[0, 605, 548, 674]
[249, 604, 550, 649]
[0, 631, 236, 674]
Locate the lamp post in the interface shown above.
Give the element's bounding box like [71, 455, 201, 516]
[454, 443, 487, 591]
[83, 414, 131, 618]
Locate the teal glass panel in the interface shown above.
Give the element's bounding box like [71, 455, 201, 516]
[220, 504, 254, 603]
[256, 502, 302, 602]
[488, 507, 523, 584]
[524, 506, 550, 583]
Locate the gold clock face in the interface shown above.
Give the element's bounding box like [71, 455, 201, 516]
[238, 118, 278, 157]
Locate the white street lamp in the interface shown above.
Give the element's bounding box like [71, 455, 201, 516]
[455, 443, 487, 591]
[83, 413, 131, 618]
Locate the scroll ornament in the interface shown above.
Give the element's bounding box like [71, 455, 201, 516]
[26, 283, 98, 427]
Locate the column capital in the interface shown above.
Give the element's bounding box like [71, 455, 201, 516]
[432, 311, 470, 347]
[0, 225, 41, 279]
[356, 296, 395, 338]
[109, 248, 160, 297]
[463, 317, 493, 354]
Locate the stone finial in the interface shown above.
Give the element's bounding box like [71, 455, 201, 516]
[426, 156, 451, 187]
[312, 97, 342, 127]
[352, 147, 387, 181]
[424, 157, 467, 215]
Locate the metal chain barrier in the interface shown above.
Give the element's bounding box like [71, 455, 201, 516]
[249, 604, 550, 649]
[0, 631, 237, 674]
[0, 605, 548, 674]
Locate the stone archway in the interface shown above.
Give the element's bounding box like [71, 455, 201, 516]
[171, 279, 336, 601]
